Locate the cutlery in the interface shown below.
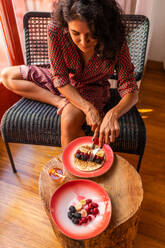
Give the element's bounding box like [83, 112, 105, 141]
[90, 138, 101, 161]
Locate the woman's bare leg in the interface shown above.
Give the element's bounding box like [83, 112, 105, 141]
[0, 66, 63, 107]
[61, 103, 86, 148]
[1, 66, 86, 147]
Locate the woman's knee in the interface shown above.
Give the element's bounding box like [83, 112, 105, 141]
[61, 105, 85, 135]
[1, 66, 22, 90]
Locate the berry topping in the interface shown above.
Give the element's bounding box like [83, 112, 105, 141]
[72, 218, 79, 224]
[87, 215, 92, 222]
[88, 203, 94, 209]
[79, 219, 83, 225]
[86, 208, 91, 215]
[75, 202, 82, 211]
[93, 208, 99, 215]
[82, 155, 87, 161]
[69, 205, 76, 213]
[81, 217, 88, 223]
[81, 209, 87, 217]
[67, 212, 73, 219]
[95, 158, 102, 164]
[74, 212, 81, 219]
[68, 199, 99, 225]
[86, 199, 92, 204]
[80, 199, 86, 205]
[92, 202, 98, 208]
[76, 153, 81, 159]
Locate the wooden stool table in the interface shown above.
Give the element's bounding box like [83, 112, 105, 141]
[39, 150, 143, 248]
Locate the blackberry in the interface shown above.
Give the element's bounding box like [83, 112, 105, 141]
[69, 205, 76, 213]
[67, 212, 73, 219]
[76, 153, 81, 159]
[74, 212, 81, 219]
[74, 218, 79, 224]
[72, 217, 79, 224]
[82, 155, 87, 161]
[95, 158, 102, 164]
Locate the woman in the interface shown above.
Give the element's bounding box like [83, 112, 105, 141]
[1, 0, 138, 148]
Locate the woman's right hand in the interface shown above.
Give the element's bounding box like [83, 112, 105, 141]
[85, 103, 101, 138]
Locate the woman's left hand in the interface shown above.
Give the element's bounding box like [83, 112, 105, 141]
[98, 109, 120, 147]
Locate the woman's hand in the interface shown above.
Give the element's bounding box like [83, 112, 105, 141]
[56, 97, 69, 115]
[85, 103, 102, 138]
[99, 109, 120, 147]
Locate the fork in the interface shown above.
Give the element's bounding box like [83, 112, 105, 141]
[89, 147, 101, 161]
[90, 138, 101, 161]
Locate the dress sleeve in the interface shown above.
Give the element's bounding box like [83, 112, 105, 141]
[115, 40, 138, 97]
[47, 23, 70, 88]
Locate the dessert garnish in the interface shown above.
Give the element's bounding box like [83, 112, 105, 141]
[67, 198, 99, 225]
[74, 145, 105, 171]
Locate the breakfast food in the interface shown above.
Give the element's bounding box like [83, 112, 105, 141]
[74, 145, 105, 171]
[67, 198, 99, 225]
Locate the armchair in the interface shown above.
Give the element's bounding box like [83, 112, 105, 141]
[1, 12, 149, 173]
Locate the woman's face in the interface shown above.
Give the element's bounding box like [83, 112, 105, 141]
[68, 19, 97, 54]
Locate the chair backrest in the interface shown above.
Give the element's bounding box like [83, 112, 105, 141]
[23, 11, 149, 81]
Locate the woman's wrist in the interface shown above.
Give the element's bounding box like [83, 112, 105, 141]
[107, 107, 120, 120]
[81, 101, 93, 115]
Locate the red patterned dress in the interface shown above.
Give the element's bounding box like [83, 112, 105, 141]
[20, 21, 138, 116]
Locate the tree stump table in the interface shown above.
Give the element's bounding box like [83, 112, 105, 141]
[39, 150, 143, 248]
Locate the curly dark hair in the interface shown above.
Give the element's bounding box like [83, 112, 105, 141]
[52, 0, 126, 60]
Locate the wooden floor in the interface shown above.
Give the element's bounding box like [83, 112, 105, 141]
[0, 64, 165, 248]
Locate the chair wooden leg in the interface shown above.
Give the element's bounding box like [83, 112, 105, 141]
[137, 154, 143, 172]
[4, 141, 17, 173]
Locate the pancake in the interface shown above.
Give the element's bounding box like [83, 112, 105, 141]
[74, 144, 105, 172]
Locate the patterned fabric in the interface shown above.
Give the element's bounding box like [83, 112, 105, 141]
[20, 21, 138, 116]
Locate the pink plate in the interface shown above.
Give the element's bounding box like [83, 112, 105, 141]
[50, 179, 112, 240]
[62, 136, 114, 178]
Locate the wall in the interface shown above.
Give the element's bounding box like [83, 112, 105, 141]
[147, 0, 165, 65]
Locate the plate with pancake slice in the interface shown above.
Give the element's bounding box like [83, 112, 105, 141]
[62, 136, 114, 178]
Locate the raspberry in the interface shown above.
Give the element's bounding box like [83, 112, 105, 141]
[84, 217, 88, 223]
[93, 208, 99, 215]
[92, 202, 98, 208]
[81, 217, 87, 223]
[89, 208, 93, 214]
[88, 203, 94, 209]
[79, 219, 83, 225]
[87, 215, 92, 222]
[86, 208, 90, 215]
[76, 150, 81, 154]
[86, 199, 92, 204]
